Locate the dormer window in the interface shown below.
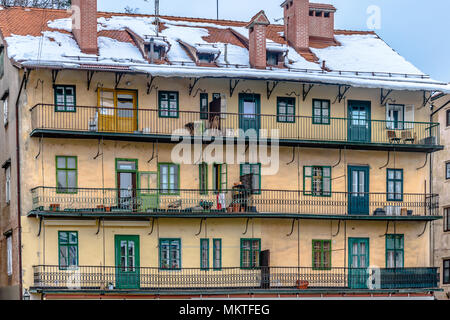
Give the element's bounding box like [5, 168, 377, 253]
[143, 36, 169, 63]
[267, 51, 281, 66]
[198, 53, 215, 64]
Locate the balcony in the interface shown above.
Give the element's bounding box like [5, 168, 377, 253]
[29, 187, 440, 220]
[30, 104, 442, 152]
[31, 266, 439, 293]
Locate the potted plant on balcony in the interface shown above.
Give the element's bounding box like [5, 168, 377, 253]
[296, 280, 309, 290]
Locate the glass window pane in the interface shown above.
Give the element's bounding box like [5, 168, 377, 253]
[59, 232, 68, 244]
[57, 157, 66, 169]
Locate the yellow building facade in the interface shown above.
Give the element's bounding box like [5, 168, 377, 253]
[0, 3, 448, 300]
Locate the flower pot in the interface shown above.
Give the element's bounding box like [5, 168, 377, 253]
[296, 280, 309, 289]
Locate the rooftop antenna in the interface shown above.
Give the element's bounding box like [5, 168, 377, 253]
[216, 0, 219, 20]
[155, 0, 160, 36]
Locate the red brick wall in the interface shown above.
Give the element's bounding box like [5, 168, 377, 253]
[249, 24, 267, 69]
[284, 0, 309, 51]
[72, 0, 98, 54]
[309, 12, 335, 39]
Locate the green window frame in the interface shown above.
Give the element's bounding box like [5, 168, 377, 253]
[240, 238, 261, 269]
[158, 163, 180, 195]
[240, 163, 261, 194]
[54, 85, 76, 112]
[159, 238, 181, 270]
[277, 97, 295, 123]
[200, 93, 208, 120]
[56, 156, 77, 194]
[213, 239, 222, 270]
[213, 163, 227, 193]
[386, 234, 404, 268]
[387, 169, 403, 201]
[158, 91, 179, 118]
[444, 259, 450, 284]
[0, 46, 4, 79]
[303, 166, 331, 197]
[312, 99, 330, 124]
[200, 239, 209, 270]
[444, 208, 450, 232]
[58, 231, 78, 270]
[312, 240, 331, 270]
[199, 162, 208, 195]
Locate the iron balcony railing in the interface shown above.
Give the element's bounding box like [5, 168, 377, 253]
[30, 104, 441, 147]
[30, 187, 439, 217]
[32, 265, 439, 291]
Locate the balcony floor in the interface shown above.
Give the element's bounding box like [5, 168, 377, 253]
[27, 210, 442, 221]
[30, 129, 444, 153]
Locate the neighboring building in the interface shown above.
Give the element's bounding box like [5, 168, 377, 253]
[0, 0, 449, 300]
[431, 93, 450, 300]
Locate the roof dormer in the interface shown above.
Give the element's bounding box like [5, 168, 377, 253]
[178, 41, 221, 66]
[126, 28, 170, 63]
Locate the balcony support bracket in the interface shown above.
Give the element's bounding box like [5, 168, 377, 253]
[24, 69, 31, 90]
[148, 218, 156, 236]
[114, 72, 125, 89]
[422, 91, 437, 108]
[87, 71, 95, 91]
[302, 84, 314, 101]
[332, 220, 341, 237]
[35, 135, 43, 159]
[287, 218, 299, 237]
[332, 149, 342, 168]
[417, 221, 428, 237]
[266, 81, 279, 100]
[37, 216, 43, 237]
[188, 78, 201, 96]
[195, 218, 206, 236]
[95, 218, 101, 235]
[380, 89, 393, 106]
[51, 70, 60, 85]
[379, 221, 390, 237]
[335, 85, 351, 103]
[242, 218, 252, 235]
[146, 75, 158, 95]
[229, 79, 240, 97]
[93, 138, 103, 160]
[379, 151, 391, 170]
[286, 147, 296, 165]
[416, 153, 429, 170]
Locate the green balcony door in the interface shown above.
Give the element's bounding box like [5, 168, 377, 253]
[138, 172, 159, 212]
[115, 235, 140, 289]
[348, 238, 369, 289]
[348, 165, 370, 215]
[348, 100, 371, 143]
[239, 93, 260, 137]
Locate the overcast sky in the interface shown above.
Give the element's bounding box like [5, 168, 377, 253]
[98, 0, 450, 82]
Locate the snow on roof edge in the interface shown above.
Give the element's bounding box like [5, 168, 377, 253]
[19, 60, 450, 93]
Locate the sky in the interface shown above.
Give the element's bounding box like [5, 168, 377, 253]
[97, 0, 450, 82]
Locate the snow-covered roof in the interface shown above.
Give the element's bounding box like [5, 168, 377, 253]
[0, 6, 448, 93]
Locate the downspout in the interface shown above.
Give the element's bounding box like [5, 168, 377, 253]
[15, 68, 28, 300]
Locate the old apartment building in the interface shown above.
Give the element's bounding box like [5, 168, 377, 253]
[0, 0, 449, 299]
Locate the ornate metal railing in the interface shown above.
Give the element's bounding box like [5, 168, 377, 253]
[32, 265, 439, 291]
[30, 104, 441, 147]
[30, 187, 440, 217]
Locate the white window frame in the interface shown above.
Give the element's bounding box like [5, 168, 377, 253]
[7, 235, 12, 276]
[2, 95, 8, 126]
[5, 165, 10, 204]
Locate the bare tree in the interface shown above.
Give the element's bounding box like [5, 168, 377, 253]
[0, 0, 71, 9]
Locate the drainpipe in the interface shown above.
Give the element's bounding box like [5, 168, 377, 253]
[15, 69, 27, 300]
[149, 38, 155, 64]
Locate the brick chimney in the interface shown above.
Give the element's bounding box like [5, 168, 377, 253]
[72, 0, 98, 54]
[281, 0, 336, 51]
[308, 3, 336, 41]
[281, 0, 310, 51]
[246, 11, 270, 69]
